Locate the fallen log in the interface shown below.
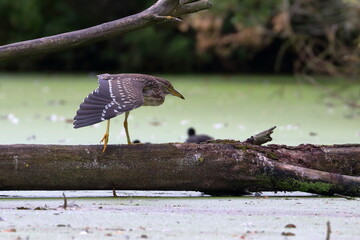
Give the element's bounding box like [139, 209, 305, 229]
[0, 142, 359, 196]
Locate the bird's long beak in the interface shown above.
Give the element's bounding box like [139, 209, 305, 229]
[170, 88, 185, 100]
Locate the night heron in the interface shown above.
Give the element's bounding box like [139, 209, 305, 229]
[74, 73, 184, 152]
[185, 127, 213, 143]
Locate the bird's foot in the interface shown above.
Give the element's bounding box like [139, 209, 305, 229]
[100, 133, 109, 152]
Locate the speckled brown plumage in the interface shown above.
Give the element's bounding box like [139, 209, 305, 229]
[73, 73, 184, 151]
[74, 73, 184, 128]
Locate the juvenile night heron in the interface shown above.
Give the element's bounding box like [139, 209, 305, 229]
[74, 73, 184, 152]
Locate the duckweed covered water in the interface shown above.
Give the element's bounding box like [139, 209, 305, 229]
[1, 74, 360, 239]
[1, 192, 360, 240]
[0, 74, 359, 145]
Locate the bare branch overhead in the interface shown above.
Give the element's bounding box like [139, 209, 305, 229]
[0, 0, 212, 62]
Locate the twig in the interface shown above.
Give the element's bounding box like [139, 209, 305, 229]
[151, 14, 183, 22]
[246, 126, 276, 145]
[112, 187, 118, 198]
[334, 193, 357, 200]
[326, 221, 331, 240]
[63, 192, 67, 210]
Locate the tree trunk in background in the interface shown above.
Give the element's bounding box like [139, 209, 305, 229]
[1, 142, 359, 196]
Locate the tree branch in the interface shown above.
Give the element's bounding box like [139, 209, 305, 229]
[246, 126, 276, 145]
[0, 0, 212, 62]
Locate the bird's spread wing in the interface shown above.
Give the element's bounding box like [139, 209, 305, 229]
[100, 74, 146, 113]
[73, 74, 146, 128]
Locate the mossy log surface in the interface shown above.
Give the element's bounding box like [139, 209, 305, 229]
[0, 142, 359, 196]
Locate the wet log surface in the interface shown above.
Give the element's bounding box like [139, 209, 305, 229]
[0, 142, 359, 196]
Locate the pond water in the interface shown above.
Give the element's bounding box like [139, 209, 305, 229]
[0, 74, 359, 239]
[0, 73, 359, 145]
[1, 191, 359, 240]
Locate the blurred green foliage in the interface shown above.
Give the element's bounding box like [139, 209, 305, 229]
[0, 0, 358, 74]
[0, 0, 284, 72]
[214, 0, 283, 27]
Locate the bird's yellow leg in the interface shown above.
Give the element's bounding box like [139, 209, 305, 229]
[124, 111, 132, 144]
[100, 119, 110, 152]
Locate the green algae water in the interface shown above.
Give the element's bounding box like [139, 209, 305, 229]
[0, 73, 359, 145]
[1, 73, 360, 240]
[1, 193, 360, 240]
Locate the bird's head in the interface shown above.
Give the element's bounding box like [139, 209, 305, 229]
[188, 127, 196, 136]
[156, 78, 185, 100]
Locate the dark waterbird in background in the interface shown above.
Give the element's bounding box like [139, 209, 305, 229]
[73, 73, 184, 152]
[186, 127, 213, 143]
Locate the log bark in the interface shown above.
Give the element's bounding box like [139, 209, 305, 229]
[0, 0, 212, 62]
[1, 142, 359, 196]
